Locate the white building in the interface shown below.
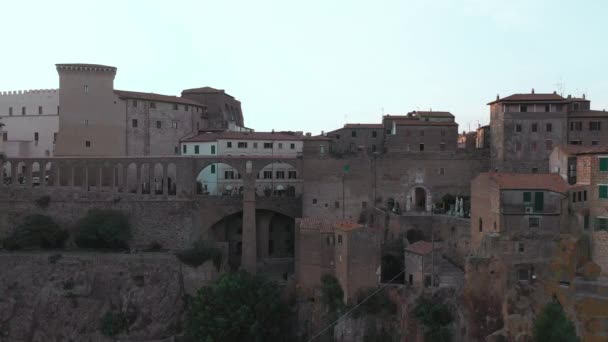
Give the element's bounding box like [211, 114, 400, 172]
[181, 131, 303, 196]
[0, 89, 59, 158]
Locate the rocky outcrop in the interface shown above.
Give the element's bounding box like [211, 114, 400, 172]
[0, 252, 220, 342]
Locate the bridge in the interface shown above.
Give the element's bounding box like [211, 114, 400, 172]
[0, 155, 304, 273]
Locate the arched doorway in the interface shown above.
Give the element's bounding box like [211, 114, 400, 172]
[414, 187, 426, 211]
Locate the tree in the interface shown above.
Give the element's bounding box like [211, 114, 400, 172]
[74, 209, 131, 249]
[186, 271, 292, 342]
[4, 214, 67, 250]
[533, 299, 579, 342]
[413, 295, 453, 342]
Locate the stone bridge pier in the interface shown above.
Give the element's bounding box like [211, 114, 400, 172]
[241, 173, 257, 273]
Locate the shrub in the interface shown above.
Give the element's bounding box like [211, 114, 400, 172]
[533, 299, 578, 342]
[351, 287, 396, 318]
[4, 214, 67, 250]
[186, 271, 292, 342]
[100, 311, 129, 337]
[413, 295, 453, 342]
[74, 209, 131, 250]
[176, 241, 222, 270]
[35, 195, 51, 209]
[321, 274, 345, 313]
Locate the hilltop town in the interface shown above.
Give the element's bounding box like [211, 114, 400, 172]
[0, 63, 606, 341]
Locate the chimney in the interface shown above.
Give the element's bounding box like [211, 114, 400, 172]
[553, 90, 557, 94]
[321, 131, 324, 136]
[271, 129, 275, 133]
[306, 132, 311, 137]
[531, 88, 535, 94]
[568, 95, 572, 99]
[496, 94, 499, 101]
[583, 93, 586, 99]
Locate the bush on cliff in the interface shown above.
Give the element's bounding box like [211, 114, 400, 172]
[413, 295, 453, 342]
[321, 274, 345, 313]
[533, 299, 578, 342]
[4, 214, 68, 250]
[186, 271, 292, 342]
[176, 241, 222, 270]
[75, 209, 131, 250]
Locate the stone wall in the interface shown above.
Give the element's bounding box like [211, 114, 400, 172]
[592, 230, 608, 276]
[0, 251, 221, 342]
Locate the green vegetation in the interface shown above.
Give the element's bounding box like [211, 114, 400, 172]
[4, 214, 67, 250]
[186, 271, 292, 342]
[413, 295, 453, 342]
[100, 311, 129, 337]
[351, 287, 397, 319]
[533, 299, 579, 342]
[321, 274, 345, 313]
[176, 241, 222, 270]
[74, 209, 131, 250]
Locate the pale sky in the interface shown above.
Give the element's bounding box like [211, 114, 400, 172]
[1, 0, 607, 134]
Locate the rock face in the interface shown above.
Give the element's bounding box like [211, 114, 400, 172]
[0, 252, 220, 342]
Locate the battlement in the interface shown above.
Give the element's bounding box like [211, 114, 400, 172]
[0, 89, 58, 96]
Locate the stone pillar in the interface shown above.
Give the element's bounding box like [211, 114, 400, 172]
[54, 164, 61, 187]
[257, 212, 272, 261]
[241, 171, 257, 274]
[41, 163, 47, 189]
[27, 162, 33, 187]
[136, 164, 142, 195]
[97, 167, 103, 192]
[163, 164, 168, 196]
[122, 165, 128, 193]
[111, 165, 117, 192]
[83, 166, 89, 191]
[69, 166, 75, 187]
[0, 161, 4, 186]
[426, 192, 432, 212]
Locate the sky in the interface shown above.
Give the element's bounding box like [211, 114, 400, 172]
[1, 0, 607, 134]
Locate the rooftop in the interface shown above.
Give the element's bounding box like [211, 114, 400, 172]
[553, 145, 608, 156]
[568, 110, 608, 118]
[487, 92, 567, 105]
[395, 120, 457, 126]
[343, 123, 384, 129]
[411, 111, 454, 118]
[56, 63, 117, 71]
[181, 130, 304, 143]
[114, 90, 204, 106]
[482, 172, 570, 193]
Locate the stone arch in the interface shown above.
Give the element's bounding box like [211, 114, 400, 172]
[44, 161, 54, 186]
[196, 162, 242, 196]
[16, 161, 27, 185]
[115, 163, 124, 191]
[254, 161, 300, 197]
[153, 163, 164, 195]
[167, 163, 177, 196]
[140, 163, 152, 194]
[2, 161, 12, 185]
[406, 184, 433, 212]
[126, 163, 138, 193]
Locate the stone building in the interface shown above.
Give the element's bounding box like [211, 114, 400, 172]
[382, 111, 459, 153]
[181, 87, 245, 129]
[326, 123, 384, 155]
[470, 172, 570, 281]
[488, 90, 608, 172]
[404, 240, 440, 287]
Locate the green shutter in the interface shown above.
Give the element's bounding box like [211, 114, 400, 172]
[600, 158, 608, 172]
[211, 145, 216, 155]
[211, 164, 216, 174]
[534, 192, 544, 212]
[600, 185, 608, 199]
[523, 192, 532, 203]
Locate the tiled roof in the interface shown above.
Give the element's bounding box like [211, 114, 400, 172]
[405, 241, 434, 255]
[484, 172, 570, 193]
[554, 145, 608, 155]
[568, 110, 608, 117]
[181, 86, 224, 93]
[395, 120, 457, 126]
[412, 111, 454, 118]
[488, 93, 566, 105]
[181, 131, 303, 143]
[297, 218, 337, 233]
[115, 90, 203, 106]
[334, 221, 363, 231]
[343, 123, 384, 129]
[304, 135, 332, 141]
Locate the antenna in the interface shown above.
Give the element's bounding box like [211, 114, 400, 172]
[554, 78, 565, 97]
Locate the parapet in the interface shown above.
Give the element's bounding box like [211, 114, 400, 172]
[0, 89, 58, 96]
[56, 63, 116, 73]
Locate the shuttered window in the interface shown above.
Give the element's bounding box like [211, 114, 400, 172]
[599, 158, 608, 172]
[523, 192, 532, 204]
[534, 192, 544, 212]
[599, 185, 608, 199]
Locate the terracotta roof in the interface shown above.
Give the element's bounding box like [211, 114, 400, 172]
[181, 131, 303, 143]
[554, 145, 608, 156]
[412, 111, 454, 118]
[343, 123, 384, 129]
[334, 221, 363, 231]
[395, 120, 457, 126]
[405, 241, 434, 255]
[298, 218, 337, 233]
[483, 172, 570, 193]
[114, 90, 204, 106]
[568, 110, 608, 117]
[488, 93, 566, 105]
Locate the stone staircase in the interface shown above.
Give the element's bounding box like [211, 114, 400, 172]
[438, 258, 464, 288]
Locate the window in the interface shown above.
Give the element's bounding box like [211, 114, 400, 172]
[351, 131, 357, 137]
[150, 102, 156, 109]
[194, 145, 199, 154]
[172, 121, 178, 129]
[534, 192, 544, 211]
[133, 100, 138, 107]
[531, 142, 537, 151]
[224, 170, 235, 179]
[34, 132, 39, 141]
[174, 146, 179, 155]
[515, 124, 522, 133]
[372, 144, 377, 152]
[2, 132, 7, 141]
[184, 105, 189, 111]
[156, 121, 162, 128]
[438, 167, 445, 175]
[518, 242, 525, 253]
[132, 119, 138, 128]
[226, 142, 232, 148]
[440, 142, 446, 151]
[518, 268, 529, 281]
[372, 131, 377, 138]
[183, 144, 187, 154]
[264, 142, 273, 149]
[546, 123, 552, 132]
[84, 85, 89, 94]
[420, 130, 425, 137]
[263, 171, 272, 179]
[419, 143, 425, 151]
[312, 198, 317, 204]
[584, 214, 590, 229]
[320, 145, 325, 154]
[590, 121, 602, 131]
[599, 185, 608, 199]
[531, 123, 538, 132]
[362, 201, 368, 209]
[278, 143, 283, 149]
[276, 171, 285, 179]
[290, 143, 295, 149]
[600, 158, 608, 172]
[597, 218, 608, 231]
[85, 140, 91, 148]
[173, 103, 178, 110]
[53, 133, 57, 144]
[8, 107, 12, 116]
[572, 192, 577, 203]
[38, 106, 42, 115]
[545, 140, 553, 151]
[478, 218, 483, 232]
[288, 171, 297, 179]
[337, 235, 343, 244]
[570, 140, 582, 145]
[570, 121, 582, 131]
[520, 105, 528, 112]
[529, 217, 540, 228]
[386, 129, 391, 134]
[584, 190, 588, 201]
[592, 140, 599, 146]
[532, 168, 538, 173]
[211, 145, 216, 155]
[336, 134, 341, 140]
[335, 201, 340, 208]
[210, 164, 216, 174]
[253, 142, 258, 148]
[515, 142, 522, 151]
[238, 142, 248, 148]
[544, 105, 550, 112]
[578, 191, 582, 202]
[21, 106, 26, 115]
[523, 192, 532, 204]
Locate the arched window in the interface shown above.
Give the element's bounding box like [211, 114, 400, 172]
[479, 218, 483, 232]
